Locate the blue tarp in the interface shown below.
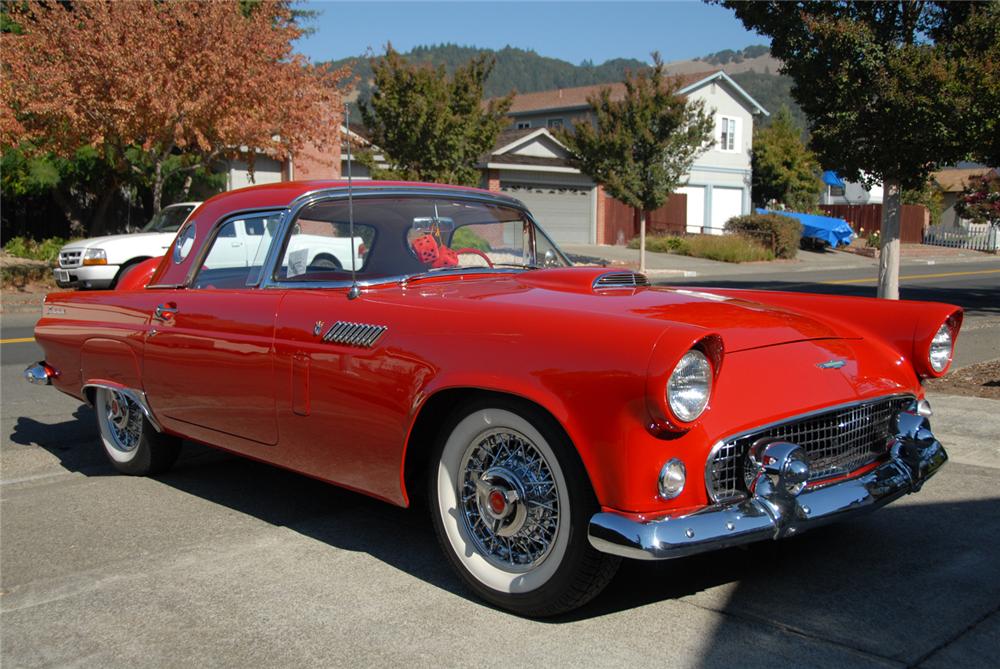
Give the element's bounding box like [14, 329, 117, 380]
[822, 170, 846, 188]
[756, 208, 855, 247]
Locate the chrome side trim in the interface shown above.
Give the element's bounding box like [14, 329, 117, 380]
[82, 383, 163, 433]
[704, 393, 914, 504]
[593, 398, 945, 560]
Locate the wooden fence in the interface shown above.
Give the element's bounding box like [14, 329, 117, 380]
[603, 193, 687, 245]
[818, 204, 927, 243]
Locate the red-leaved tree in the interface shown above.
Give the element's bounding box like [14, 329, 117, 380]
[1, 0, 349, 215]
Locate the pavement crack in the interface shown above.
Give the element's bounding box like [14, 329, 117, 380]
[909, 601, 1000, 668]
[676, 597, 906, 667]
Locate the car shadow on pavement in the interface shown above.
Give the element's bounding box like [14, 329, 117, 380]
[12, 408, 1000, 640]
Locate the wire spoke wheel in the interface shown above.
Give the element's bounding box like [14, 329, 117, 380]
[459, 428, 560, 571]
[103, 390, 143, 453]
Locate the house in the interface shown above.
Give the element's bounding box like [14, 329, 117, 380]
[223, 135, 344, 190]
[932, 166, 1000, 228]
[483, 70, 769, 244]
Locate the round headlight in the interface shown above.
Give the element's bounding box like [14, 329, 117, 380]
[667, 349, 712, 422]
[928, 323, 953, 373]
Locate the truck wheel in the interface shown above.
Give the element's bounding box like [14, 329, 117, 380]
[94, 387, 180, 476]
[429, 399, 619, 617]
[110, 258, 146, 288]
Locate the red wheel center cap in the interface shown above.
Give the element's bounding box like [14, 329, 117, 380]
[110, 399, 120, 416]
[488, 489, 507, 514]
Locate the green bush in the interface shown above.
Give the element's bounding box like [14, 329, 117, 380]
[724, 213, 801, 259]
[629, 232, 773, 263]
[684, 234, 774, 263]
[3, 236, 68, 263]
[450, 226, 491, 251]
[627, 234, 689, 254]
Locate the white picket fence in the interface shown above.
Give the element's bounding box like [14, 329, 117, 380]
[924, 222, 999, 252]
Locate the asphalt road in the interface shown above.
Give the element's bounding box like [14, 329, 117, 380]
[2, 269, 999, 668]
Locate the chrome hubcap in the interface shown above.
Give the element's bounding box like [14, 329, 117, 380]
[460, 428, 560, 570]
[104, 390, 142, 453]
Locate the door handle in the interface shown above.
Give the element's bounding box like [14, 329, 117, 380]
[153, 303, 178, 322]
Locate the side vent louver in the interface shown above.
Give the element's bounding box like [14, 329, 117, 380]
[322, 321, 387, 348]
[592, 272, 650, 290]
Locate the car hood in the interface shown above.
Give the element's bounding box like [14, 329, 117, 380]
[399, 268, 853, 353]
[61, 232, 176, 251]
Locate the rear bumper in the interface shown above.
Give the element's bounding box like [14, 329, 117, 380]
[54, 264, 118, 289]
[589, 404, 947, 560]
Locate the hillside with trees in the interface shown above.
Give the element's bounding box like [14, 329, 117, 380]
[329, 43, 804, 128]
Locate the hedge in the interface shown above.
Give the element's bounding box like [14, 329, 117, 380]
[724, 213, 801, 259]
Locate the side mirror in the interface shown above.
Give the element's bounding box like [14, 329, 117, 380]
[543, 249, 559, 267]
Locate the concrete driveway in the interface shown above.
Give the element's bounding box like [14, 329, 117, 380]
[2, 326, 998, 668]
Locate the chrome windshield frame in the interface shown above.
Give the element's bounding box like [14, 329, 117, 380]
[255, 186, 572, 292]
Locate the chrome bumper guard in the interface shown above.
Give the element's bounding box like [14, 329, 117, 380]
[589, 401, 947, 560]
[24, 361, 55, 386]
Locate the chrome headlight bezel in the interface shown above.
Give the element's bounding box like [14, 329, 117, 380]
[928, 322, 953, 373]
[666, 349, 713, 423]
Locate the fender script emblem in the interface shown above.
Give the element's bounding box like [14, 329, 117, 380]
[817, 359, 847, 369]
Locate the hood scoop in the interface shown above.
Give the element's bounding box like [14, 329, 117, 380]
[593, 271, 649, 290]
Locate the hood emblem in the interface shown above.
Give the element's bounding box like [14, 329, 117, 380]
[817, 359, 847, 369]
[313, 320, 325, 336]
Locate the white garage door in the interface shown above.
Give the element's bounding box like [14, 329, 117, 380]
[678, 186, 705, 234]
[501, 183, 593, 244]
[709, 187, 744, 234]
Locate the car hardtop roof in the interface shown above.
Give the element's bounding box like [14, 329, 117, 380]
[200, 179, 521, 210]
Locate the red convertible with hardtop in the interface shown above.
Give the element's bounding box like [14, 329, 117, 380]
[26, 180, 961, 616]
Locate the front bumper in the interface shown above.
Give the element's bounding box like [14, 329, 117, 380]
[54, 264, 119, 289]
[589, 403, 947, 560]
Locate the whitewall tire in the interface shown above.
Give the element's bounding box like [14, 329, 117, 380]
[94, 387, 180, 476]
[429, 398, 619, 616]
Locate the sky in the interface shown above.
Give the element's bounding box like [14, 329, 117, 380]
[295, 1, 766, 65]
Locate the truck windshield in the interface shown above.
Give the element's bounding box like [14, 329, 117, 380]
[142, 205, 196, 233]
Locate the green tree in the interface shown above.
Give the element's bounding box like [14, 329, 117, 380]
[751, 106, 822, 211]
[719, 1, 998, 299]
[359, 45, 513, 186]
[557, 53, 715, 272]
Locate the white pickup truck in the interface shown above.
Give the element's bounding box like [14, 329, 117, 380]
[55, 202, 201, 289]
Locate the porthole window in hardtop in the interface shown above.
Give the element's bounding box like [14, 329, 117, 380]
[275, 196, 570, 283]
[191, 213, 282, 289]
[173, 223, 196, 264]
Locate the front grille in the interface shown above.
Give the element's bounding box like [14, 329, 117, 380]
[592, 271, 649, 289]
[59, 250, 82, 268]
[707, 395, 913, 503]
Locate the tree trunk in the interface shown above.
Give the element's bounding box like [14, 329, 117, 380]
[180, 174, 193, 200]
[51, 188, 85, 237]
[878, 179, 902, 300]
[639, 208, 647, 274]
[88, 186, 117, 238]
[151, 159, 165, 215]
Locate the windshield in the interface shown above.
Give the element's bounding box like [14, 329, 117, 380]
[142, 205, 196, 233]
[273, 195, 571, 283]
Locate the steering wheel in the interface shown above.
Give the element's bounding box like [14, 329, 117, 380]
[454, 248, 494, 268]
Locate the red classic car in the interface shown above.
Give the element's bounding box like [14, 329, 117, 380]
[26, 181, 960, 616]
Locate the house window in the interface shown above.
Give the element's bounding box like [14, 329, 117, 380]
[719, 117, 736, 151]
[547, 118, 564, 129]
[830, 185, 845, 197]
[516, 121, 531, 130]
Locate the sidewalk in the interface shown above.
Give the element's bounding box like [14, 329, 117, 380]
[563, 242, 1000, 278]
